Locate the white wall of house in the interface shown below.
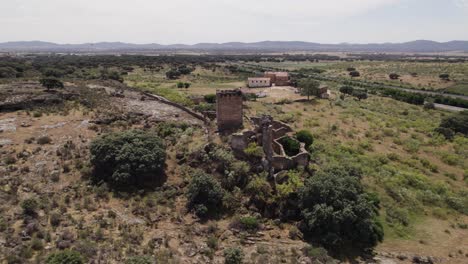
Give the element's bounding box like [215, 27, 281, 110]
[248, 78, 271, 88]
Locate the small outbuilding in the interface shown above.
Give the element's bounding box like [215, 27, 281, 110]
[248, 77, 271, 88]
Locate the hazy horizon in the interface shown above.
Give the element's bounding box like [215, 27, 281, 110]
[2, 0, 468, 44]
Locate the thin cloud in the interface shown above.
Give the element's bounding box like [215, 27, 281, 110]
[0, 0, 466, 43]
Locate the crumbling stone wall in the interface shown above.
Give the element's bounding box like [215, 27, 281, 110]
[216, 89, 243, 131]
[231, 115, 310, 174]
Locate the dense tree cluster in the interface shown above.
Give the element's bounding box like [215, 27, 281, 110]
[186, 170, 225, 218]
[299, 168, 384, 253]
[89, 130, 166, 190]
[437, 111, 468, 138]
[380, 88, 425, 105]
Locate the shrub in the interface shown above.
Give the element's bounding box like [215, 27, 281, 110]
[339, 86, 354, 95]
[40, 78, 64, 90]
[206, 236, 218, 249]
[37, 136, 52, 145]
[204, 94, 217, 104]
[295, 130, 314, 148]
[303, 246, 335, 263]
[389, 73, 400, 80]
[187, 170, 225, 218]
[244, 142, 263, 158]
[45, 250, 84, 264]
[224, 247, 244, 264]
[21, 198, 38, 215]
[299, 167, 383, 252]
[352, 90, 368, 101]
[386, 207, 410, 226]
[50, 211, 61, 227]
[89, 130, 166, 189]
[279, 137, 301, 157]
[30, 236, 44, 251]
[349, 71, 360, 77]
[3, 155, 16, 165]
[125, 255, 154, 264]
[239, 216, 259, 231]
[424, 102, 435, 110]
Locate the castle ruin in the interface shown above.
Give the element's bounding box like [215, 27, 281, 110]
[216, 89, 243, 131]
[231, 115, 310, 174]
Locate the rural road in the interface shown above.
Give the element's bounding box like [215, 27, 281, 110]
[434, 103, 466, 112]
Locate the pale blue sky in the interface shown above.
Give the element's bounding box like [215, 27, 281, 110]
[1, 0, 467, 44]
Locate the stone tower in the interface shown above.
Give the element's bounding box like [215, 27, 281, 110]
[216, 89, 243, 131]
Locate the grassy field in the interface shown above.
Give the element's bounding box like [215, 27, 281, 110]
[243, 92, 467, 257]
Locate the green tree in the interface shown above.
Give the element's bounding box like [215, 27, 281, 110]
[438, 110, 468, 137]
[187, 170, 225, 218]
[45, 250, 84, 264]
[298, 78, 320, 101]
[339, 86, 354, 95]
[299, 168, 383, 253]
[353, 90, 368, 101]
[40, 78, 64, 90]
[295, 130, 314, 148]
[89, 130, 166, 189]
[389, 73, 400, 80]
[439, 73, 450, 81]
[349, 71, 360, 77]
[43, 68, 65, 78]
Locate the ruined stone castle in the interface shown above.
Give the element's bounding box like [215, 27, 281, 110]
[216, 89, 243, 131]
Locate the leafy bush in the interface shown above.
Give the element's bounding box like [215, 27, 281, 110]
[339, 86, 354, 95]
[187, 170, 225, 218]
[349, 71, 360, 77]
[299, 168, 383, 252]
[21, 198, 38, 215]
[295, 130, 314, 148]
[239, 216, 259, 231]
[224, 247, 244, 264]
[45, 250, 84, 264]
[50, 211, 61, 227]
[244, 142, 263, 158]
[204, 94, 217, 104]
[279, 137, 301, 157]
[90, 130, 166, 189]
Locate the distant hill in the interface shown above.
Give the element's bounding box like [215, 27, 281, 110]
[1, 40, 468, 53]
